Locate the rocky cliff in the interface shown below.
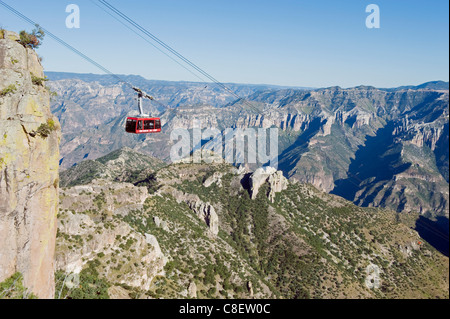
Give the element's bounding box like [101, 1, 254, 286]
[0, 31, 60, 298]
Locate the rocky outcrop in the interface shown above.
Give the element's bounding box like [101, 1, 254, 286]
[398, 241, 422, 258]
[160, 187, 220, 236]
[394, 115, 447, 152]
[408, 126, 444, 151]
[0, 31, 60, 298]
[56, 211, 166, 291]
[250, 167, 276, 199]
[186, 200, 219, 237]
[188, 281, 197, 298]
[59, 147, 166, 188]
[203, 172, 223, 187]
[56, 182, 166, 292]
[60, 179, 149, 217]
[247, 281, 254, 298]
[153, 216, 169, 231]
[249, 167, 288, 202]
[268, 170, 289, 201]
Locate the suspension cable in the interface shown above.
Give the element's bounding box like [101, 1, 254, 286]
[97, 0, 261, 112]
[0, 0, 168, 110]
[89, 0, 211, 86]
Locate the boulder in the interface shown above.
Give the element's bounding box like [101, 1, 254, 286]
[188, 281, 197, 298]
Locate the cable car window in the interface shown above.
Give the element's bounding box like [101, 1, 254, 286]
[126, 119, 137, 132]
[144, 120, 154, 130]
[137, 120, 143, 130]
[155, 119, 161, 129]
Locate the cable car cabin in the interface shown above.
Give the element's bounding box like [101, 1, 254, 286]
[126, 117, 161, 134]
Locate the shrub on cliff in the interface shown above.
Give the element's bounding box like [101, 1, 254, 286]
[0, 84, 17, 97]
[36, 118, 57, 138]
[18, 25, 45, 49]
[31, 73, 49, 86]
[0, 272, 37, 299]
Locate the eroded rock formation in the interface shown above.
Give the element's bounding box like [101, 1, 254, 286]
[250, 167, 289, 202]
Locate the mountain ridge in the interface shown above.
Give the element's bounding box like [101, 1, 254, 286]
[60, 147, 166, 188]
[46, 71, 448, 93]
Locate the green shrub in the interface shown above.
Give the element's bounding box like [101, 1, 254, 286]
[36, 118, 57, 138]
[55, 264, 110, 299]
[31, 73, 49, 86]
[0, 84, 17, 97]
[0, 272, 37, 299]
[18, 25, 45, 49]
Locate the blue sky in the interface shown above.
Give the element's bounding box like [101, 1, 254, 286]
[0, 0, 448, 88]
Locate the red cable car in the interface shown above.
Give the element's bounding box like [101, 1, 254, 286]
[126, 87, 162, 134]
[126, 117, 161, 134]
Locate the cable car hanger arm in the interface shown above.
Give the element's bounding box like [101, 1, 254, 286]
[132, 87, 154, 100]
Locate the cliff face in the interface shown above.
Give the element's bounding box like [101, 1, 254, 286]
[0, 31, 60, 298]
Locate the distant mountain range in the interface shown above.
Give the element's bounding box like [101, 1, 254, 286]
[381, 81, 450, 92]
[46, 71, 314, 109]
[47, 72, 449, 252]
